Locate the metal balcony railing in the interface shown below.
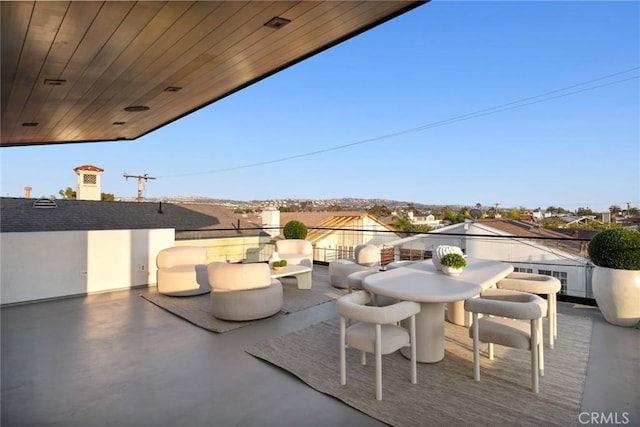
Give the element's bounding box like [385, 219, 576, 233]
[176, 225, 596, 305]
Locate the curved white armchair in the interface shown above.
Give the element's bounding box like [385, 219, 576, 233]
[275, 239, 313, 269]
[156, 246, 210, 296]
[337, 290, 421, 400]
[464, 288, 548, 393]
[329, 244, 381, 289]
[208, 262, 282, 321]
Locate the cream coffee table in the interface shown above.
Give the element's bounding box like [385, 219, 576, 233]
[270, 264, 312, 289]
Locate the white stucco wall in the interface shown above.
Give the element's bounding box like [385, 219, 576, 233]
[1, 229, 174, 305]
[176, 235, 270, 263]
[260, 207, 280, 238]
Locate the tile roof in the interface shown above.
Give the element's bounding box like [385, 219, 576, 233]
[308, 214, 395, 242]
[277, 211, 396, 244]
[0, 198, 265, 238]
[279, 211, 367, 227]
[73, 164, 104, 172]
[477, 219, 570, 238]
[476, 219, 587, 256]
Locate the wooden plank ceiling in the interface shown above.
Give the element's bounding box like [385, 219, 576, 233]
[1, 1, 424, 147]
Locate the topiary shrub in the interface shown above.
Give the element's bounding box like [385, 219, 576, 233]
[283, 220, 308, 240]
[587, 228, 640, 270]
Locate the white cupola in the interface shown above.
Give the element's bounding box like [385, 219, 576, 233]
[74, 165, 104, 201]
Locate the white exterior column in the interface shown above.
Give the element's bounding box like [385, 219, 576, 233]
[261, 207, 280, 237]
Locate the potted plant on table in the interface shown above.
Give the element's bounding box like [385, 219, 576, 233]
[439, 253, 467, 276]
[432, 245, 464, 271]
[272, 259, 288, 271]
[587, 228, 640, 327]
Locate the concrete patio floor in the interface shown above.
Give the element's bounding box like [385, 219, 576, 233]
[2, 265, 638, 426]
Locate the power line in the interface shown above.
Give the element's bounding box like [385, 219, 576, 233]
[159, 67, 639, 178]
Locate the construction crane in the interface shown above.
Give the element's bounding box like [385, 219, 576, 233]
[123, 173, 156, 202]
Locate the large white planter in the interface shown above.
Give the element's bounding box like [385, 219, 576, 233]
[432, 245, 463, 271]
[592, 266, 640, 327]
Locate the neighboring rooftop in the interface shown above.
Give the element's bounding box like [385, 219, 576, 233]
[0, 198, 265, 238]
[306, 213, 397, 243]
[279, 211, 368, 228]
[476, 219, 588, 256]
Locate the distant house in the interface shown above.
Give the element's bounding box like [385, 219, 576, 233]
[274, 211, 401, 262]
[616, 216, 640, 228]
[551, 215, 603, 228]
[520, 210, 534, 222]
[0, 197, 268, 304]
[408, 212, 443, 228]
[389, 211, 443, 229]
[383, 219, 592, 298]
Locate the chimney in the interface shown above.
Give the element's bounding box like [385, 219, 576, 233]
[24, 186, 32, 198]
[261, 207, 280, 238]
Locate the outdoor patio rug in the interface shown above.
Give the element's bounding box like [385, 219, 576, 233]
[280, 273, 347, 314]
[246, 313, 592, 426]
[140, 289, 254, 333]
[140, 269, 347, 333]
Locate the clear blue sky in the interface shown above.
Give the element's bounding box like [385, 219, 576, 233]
[2, 1, 639, 212]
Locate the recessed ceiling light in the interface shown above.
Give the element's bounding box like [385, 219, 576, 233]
[164, 86, 182, 92]
[22, 122, 39, 127]
[44, 78, 66, 86]
[113, 121, 125, 126]
[264, 16, 291, 29]
[123, 106, 150, 112]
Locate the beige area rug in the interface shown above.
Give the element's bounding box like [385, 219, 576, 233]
[247, 313, 592, 427]
[140, 289, 251, 333]
[140, 270, 347, 333]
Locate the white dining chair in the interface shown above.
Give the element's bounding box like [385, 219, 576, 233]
[464, 288, 548, 393]
[497, 272, 562, 348]
[337, 290, 421, 400]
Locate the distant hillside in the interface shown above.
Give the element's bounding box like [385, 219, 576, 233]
[121, 196, 458, 212]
